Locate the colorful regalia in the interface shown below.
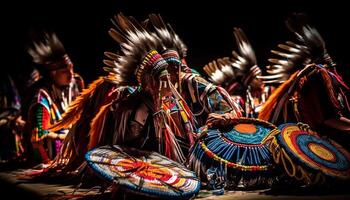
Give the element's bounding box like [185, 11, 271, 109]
[91, 13, 242, 163]
[258, 13, 350, 149]
[44, 14, 241, 180]
[25, 32, 84, 164]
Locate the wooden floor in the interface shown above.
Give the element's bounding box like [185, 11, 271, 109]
[1, 169, 350, 200]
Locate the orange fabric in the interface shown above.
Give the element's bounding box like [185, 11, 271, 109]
[258, 71, 299, 121]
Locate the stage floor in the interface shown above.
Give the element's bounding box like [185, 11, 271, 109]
[1, 170, 350, 200]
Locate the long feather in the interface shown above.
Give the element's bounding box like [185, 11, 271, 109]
[108, 28, 128, 44]
[286, 13, 329, 64]
[116, 13, 136, 32]
[104, 52, 120, 60]
[148, 14, 187, 59]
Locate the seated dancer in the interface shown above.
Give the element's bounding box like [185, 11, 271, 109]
[203, 28, 271, 117]
[46, 13, 241, 178]
[25, 32, 84, 165]
[258, 13, 350, 147]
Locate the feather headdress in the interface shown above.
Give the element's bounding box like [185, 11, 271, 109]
[203, 28, 261, 88]
[103, 13, 165, 86]
[259, 13, 332, 84]
[148, 14, 187, 59]
[27, 32, 73, 71]
[104, 13, 197, 164]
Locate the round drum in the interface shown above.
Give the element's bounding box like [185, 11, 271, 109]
[266, 123, 350, 185]
[189, 117, 278, 188]
[85, 145, 201, 199]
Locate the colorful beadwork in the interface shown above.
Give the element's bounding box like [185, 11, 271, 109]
[266, 123, 350, 185]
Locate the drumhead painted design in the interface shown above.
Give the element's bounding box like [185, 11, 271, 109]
[266, 123, 350, 185]
[85, 145, 200, 199]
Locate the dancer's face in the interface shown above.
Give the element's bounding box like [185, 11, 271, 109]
[50, 64, 74, 87]
[166, 62, 180, 85]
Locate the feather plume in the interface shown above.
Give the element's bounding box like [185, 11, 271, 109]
[258, 41, 310, 84]
[27, 31, 68, 66]
[286, 13, 328, 63]
[203, 28, 260, 88]
[259, 13, 331, 84]
[105, 13, 163, 86]
[203, 57, 234, 85]
[148, 14, 187, 58]
[232, 27, 257, 71]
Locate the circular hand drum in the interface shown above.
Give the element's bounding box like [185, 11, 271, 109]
[85, 145, 201, 199]
[189, 117, 278, 187]
[266, 123, 350, 185]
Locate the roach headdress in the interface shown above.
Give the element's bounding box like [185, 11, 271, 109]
[27, 32, 73, 71]
[103, 13, 164, 86]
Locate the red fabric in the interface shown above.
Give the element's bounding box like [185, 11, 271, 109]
[41, 106, 51, 130]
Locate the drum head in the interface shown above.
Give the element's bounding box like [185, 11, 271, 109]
[277, 123, 350, 180]
[85, 145, 200, 199]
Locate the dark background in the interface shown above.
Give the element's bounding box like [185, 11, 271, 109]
[3, 0, 350, 85]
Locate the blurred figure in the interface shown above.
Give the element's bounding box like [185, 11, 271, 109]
[0, 73, 23, 162]
[203, 28, 272, 117]
[0, 73, 24, 163]
[24, 31, 84, 166]
[258, 13, 350, 148]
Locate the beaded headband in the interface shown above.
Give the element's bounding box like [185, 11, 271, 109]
[136, 50, 168, 84]
[161, 50, 181, 66]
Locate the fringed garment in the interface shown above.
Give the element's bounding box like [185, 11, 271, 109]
[26, 76, 82, 164]
[259, 64, 350, 149]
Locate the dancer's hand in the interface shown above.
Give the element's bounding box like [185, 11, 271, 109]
[206, 113, 234, 128]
